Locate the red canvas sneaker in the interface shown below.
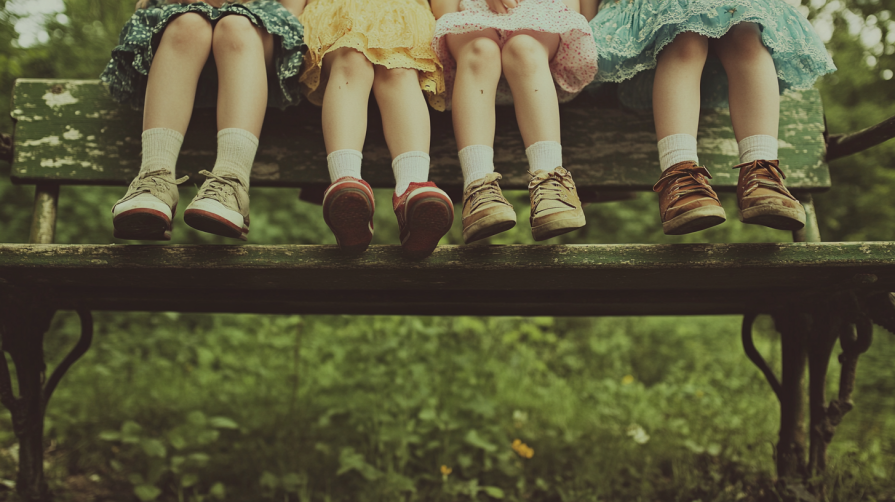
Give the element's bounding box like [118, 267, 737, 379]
[393, 182, 454, 259]
[323, 177, 376, 255]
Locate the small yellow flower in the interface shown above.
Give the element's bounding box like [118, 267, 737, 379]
[440, 465, 452, 478]
[622, 374, 635, 385]
[696, 390, 705, 399]
[512, 439, 534, 459]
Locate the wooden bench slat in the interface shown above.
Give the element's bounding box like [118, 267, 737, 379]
[11, 79, 830, 192]
[1, 243, 889, 316]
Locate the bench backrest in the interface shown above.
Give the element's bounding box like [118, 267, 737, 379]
[11, 79, 830, 194]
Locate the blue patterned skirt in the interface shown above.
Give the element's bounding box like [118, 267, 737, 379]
[589, 0, 836, 91]
[101, 0, 305, 109]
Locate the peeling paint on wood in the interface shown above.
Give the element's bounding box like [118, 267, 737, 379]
[10, 79, 830, 192]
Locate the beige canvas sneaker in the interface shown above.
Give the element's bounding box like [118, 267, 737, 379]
[184, 170, 251, 240]
[528, 167, 586, 241]
[461, 172, 517, 244]
[111, 169, 189, 241]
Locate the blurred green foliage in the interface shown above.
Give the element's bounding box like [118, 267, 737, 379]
[1, 0, 894, 500]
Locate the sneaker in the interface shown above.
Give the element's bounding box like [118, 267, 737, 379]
[528, 167, 585, 241]
[111, 169, 188, 241]
[323, 176, 375, 255]
[652, 161, 727, 235]
[462, 172, 516, 244]
[393, 182, 454, 258]
[184, 170, 250, 240]
[735, 159, 805, 230]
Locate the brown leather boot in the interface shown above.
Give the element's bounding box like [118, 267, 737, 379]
[652, 161, 727, 235]
[734, 160, 805, 230]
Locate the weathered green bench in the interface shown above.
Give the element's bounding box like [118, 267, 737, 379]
[2, 78, 895, 501]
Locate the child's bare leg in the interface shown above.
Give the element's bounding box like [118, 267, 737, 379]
[143, 13, 212, 134]
[651, 32, 724, 236]
[715, 23, 802, 231]
[714, 23, 779, 143]
[183, 15, 274, 241]
[501, 30, 561, 149]
[653, 31, 707, 142]
[322, 48, 375, 154]
[213, 15, 274, 137]
[447, 31, 502, 150]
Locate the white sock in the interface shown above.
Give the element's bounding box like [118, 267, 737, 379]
[657, 134, 699, 171]
[738, 135, 778, 163]
[525, 141, 563, 174]
[140, 128, 183, 176]
[212, 128, 259, 188]
[393, 151, 430, 196]
[327, 149, 363, 182]
[459, 145, 495, 190]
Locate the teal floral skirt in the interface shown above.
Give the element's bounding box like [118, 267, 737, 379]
[589, 0, 836, 91]
[101, 0, 305, 109]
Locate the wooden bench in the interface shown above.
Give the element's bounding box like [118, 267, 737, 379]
[2, 78, 894, 501]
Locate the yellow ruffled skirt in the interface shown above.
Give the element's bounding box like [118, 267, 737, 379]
[299, 0, 446, 111]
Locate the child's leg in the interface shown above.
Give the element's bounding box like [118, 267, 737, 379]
[371, 66, 432, 194]
[653, 31, 708, 167]
[446, 31, 503, 190]
[183, 15, 274, 240]
[714, 23, 803, 231]
[112, 13, 212, 241]
[502, 31, 584, 241]
[372, 65, 453, 258]
[713, 23, 780, 159]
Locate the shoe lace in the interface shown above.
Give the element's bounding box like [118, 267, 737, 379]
[131, 169, 189, 191]
[465, 174, 512, 212]
[528, 168, 576, 214]
[652, 164, 720, 203]
[195, 169, 245, 208]
[733, 160, 797, 200]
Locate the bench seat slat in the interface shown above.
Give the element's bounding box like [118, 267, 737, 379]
[11, 79, 830, 192]
[1, 243, 889, 316]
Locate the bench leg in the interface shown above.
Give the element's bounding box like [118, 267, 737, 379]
[771, 313, 810, 489]
[0, 298, 94, 502]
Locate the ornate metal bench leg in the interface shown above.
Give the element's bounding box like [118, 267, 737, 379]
[771, 313, 810, 489]
[0, 298, 94, 502]
[805, 305, 840, 498]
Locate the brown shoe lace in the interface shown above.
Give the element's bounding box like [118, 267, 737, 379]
[528, 167, 577, 215]
[733, 160, 797, 200]
[652, 163, 720, 203]
[465, 173, 513, 213]
[196, 169, 246, 209]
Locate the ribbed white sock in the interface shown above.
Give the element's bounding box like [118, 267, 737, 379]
[525, 141, 563, 174]
[459, 145, 495, 190]
[657, 134, 699, 171]
[738, 135, 778, 163]
[327, 149, 363, 183]
[393, 151, 430, 196]
[140, 128, 184, 176]
[212, 128, 259, 188]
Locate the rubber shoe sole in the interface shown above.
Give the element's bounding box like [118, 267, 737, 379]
[113, 208, 173, 241]
[463, 208, 516, 244]
[663, 206, 727, 235]
[532, 212, 586, 241]
[324, 188, 374, 256]
[184, 209, 248, 241]
[739, 204, 805, 231]
[401, 197, 454, 259]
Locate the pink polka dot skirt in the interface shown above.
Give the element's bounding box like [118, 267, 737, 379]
[433, 0, 599, 107]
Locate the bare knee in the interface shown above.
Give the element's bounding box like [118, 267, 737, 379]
[374, 66, 419, 86]
[457, 37, 502, 75]
[326, 48, 375, 85]
[659, 31, 709, 64]
[163, 13, 212, 50]
[716, 23, 768, 63]
[212, 15, 260, 54]
[501, 35, 549, 76]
